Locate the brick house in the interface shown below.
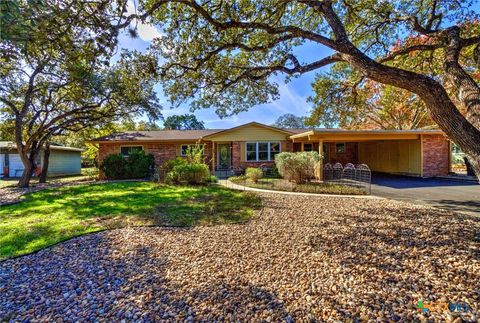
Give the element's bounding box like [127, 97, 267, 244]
[90, 122, 451, 178]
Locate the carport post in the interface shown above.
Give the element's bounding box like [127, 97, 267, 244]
[318, 140, 323, 181]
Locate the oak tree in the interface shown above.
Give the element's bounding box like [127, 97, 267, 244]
[135, 0, 480, 178]
[163, 114, 205, 130]
[0, 0, 161, 187]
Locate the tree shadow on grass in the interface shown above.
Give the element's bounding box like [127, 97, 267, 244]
[0, 230, 292, 321]
[0, 182, 261, 259]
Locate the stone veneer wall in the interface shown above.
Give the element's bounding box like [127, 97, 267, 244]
[422, 134, 450, 177]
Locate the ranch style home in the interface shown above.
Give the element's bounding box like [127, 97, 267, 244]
[91, 122, 450, 179]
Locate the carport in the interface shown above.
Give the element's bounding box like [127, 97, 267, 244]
[289, 129, 450, 179]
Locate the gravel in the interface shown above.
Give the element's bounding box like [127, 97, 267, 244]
[1, 193, 479, 321]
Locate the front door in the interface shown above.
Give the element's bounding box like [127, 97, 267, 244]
[217, 144, 231, 170]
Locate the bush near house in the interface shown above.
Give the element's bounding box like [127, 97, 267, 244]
[275, 151, 321, 183]
[100, 151, 155, 179]
[245, 167, 263, 183]
[166, 163, 211, 185]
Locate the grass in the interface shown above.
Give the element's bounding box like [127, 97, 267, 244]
[0, 168, 98, 189]
[230, 177, 367, 195]
[0, 181, 261, 259]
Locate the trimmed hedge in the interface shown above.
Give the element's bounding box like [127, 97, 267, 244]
[100, 151, 155, 179]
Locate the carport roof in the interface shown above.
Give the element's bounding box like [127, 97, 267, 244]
[289, 129, 445, 141]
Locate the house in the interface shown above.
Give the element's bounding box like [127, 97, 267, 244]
[0, 142, 83, 178]
[90, 122, 451, 179]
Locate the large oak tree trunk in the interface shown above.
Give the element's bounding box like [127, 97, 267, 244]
[17, 149, 37, 188]
[341, 47, 480, 181]
[39, 143, 50, 183]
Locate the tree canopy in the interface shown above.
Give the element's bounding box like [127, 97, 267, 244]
[273, 113, 307, 129]
[0, 0, 161, 186]
[134, 0, 480, 177]
[163, 114, 205, 130]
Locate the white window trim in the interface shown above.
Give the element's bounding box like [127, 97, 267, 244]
[245, 142, 281, 162]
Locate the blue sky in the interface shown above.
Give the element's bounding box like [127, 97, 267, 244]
[117, 6, 333, 129]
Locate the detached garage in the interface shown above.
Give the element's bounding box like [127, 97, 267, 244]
[0, 142, 82, 178]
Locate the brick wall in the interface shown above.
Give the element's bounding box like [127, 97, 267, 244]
[326, 142, 358, 165]
[422, 134, 450, 177]
[97, 141, 214, 178]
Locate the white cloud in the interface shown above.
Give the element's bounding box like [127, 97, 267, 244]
[126, 1, 162, 42]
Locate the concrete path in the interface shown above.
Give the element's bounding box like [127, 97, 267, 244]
[371, 174, 480, 216]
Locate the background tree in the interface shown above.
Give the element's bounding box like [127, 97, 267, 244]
[0, 0, 161, 187]
[136, 0, 480, 178]
[273, 113, 307, 129]
[307, 68, 435, 129]
[163, 114, 205, 130]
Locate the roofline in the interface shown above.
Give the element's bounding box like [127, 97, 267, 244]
[88, 139, 203, 144]
[289, 129, 444, 139]
[0, 142, 83, 152]
[202, 122, 294, 139]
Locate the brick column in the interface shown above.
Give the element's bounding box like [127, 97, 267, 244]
[422, 134, 450, 177]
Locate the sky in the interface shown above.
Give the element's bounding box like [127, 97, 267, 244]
[118, 3, 334, 129]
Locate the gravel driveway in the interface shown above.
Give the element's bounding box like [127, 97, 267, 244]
[1, 193, 479, 321]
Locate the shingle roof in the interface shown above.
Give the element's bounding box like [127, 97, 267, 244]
[0, 141, 83, 152]
[90, 129, 224, 142]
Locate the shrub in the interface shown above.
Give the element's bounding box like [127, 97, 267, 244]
[183, 143, 205, 164]
[100, 154, 125, 179]
[159, 157, 187, 172]
[124, 151, 155, 179]
[100, 151, 155, 180]
[245, 167, 263, 183]
[205, 175, 218, 183]
[228, 175, 247, 182]
[275, 151, 321, 183]
[167, 163, 210, 185]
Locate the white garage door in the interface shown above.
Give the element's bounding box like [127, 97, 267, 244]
[9, 154, 24, 177]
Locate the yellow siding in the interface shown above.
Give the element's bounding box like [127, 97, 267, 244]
[207, 124, 290, 141]
[358, 140, 421, 175]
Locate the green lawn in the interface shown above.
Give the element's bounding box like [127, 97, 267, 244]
[0, 168, 98, 189]
[230, 177, 367, 195]
[0, 182, 261, 259]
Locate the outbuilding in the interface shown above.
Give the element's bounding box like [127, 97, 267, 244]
[0, 142, 83, 178]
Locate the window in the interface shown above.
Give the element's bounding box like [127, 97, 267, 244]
[335, 143, 346, 154]
[181, 144, 205, 156]
[246, 143, 257, 161]
[270, 142, 280, 160]
[258, 143, 269, 161]
[120, 146, 143, 157]
[245, 142, 280, 161]
[303, 143, 313, 152]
